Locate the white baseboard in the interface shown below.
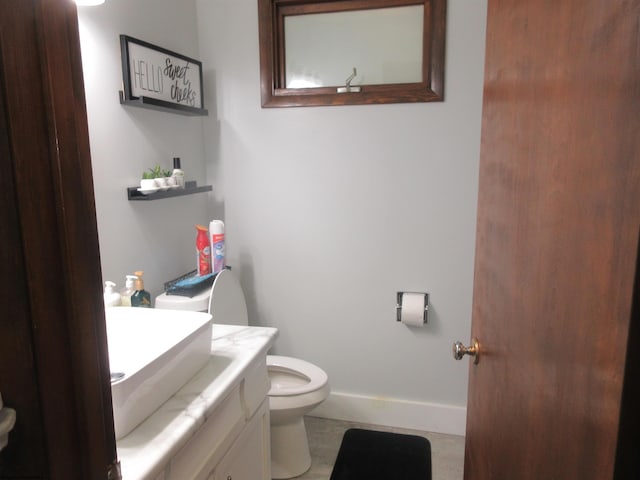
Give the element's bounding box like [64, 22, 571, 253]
[309, 391, 467, 437]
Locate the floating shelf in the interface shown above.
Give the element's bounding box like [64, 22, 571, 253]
[127, 181, 212, 201]
[119, 91, 209, 117]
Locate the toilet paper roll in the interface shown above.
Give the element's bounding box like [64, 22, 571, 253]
[400, 292, 427, 326]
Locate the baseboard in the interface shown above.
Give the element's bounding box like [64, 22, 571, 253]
[309, 391, 467, 437]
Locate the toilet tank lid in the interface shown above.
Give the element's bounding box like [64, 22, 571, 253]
[155, 289, 211, 311]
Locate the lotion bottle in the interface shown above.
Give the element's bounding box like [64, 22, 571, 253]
[172, 157, 185, 189]
[103, 281, 121, 307]
[120, 275, 137, 307]
[131, 271, 151, 308]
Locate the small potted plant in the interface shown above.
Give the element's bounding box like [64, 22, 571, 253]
[139, 170, 157, 193]
[146, 165, 169, 190]
[163, 168, 177, 187]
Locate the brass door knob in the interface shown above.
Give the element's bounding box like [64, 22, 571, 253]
[453, 338, 480, 364]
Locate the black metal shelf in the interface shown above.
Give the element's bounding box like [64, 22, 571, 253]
[119, 91, 209, 116]
[127, 181, 212, 201]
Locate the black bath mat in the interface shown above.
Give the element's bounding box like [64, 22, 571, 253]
[330, 428, 432, 480]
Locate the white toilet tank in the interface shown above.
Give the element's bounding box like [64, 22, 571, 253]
[157, 269, 249, 326]
[155, 288, 211, 312]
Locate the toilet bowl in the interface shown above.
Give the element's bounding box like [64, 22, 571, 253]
[267, 355, 330, 479]
[160, 269, 330, 479]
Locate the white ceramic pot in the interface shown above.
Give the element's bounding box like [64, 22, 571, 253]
[154, 177, 169, 190]
[140, 179, 156, 191]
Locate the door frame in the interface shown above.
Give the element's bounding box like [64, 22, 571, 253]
[0, 0, 117, 477]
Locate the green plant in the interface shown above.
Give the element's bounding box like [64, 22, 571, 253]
[162, 168, 173, 177]
[141, 165, 164, 179]
[150, 164, 163, 178]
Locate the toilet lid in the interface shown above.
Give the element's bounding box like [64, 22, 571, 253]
[267, 355, 329, 396]
[208, 269, 249, 326]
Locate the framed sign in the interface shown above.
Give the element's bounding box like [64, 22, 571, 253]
[119, 35, 207, 116]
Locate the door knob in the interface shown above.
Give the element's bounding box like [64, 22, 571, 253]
[453, 338, 480, 364]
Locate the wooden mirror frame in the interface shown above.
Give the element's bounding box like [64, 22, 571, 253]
[258, 0, 446, 107]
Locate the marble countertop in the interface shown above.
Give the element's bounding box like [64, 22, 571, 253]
[117, 324, 278, 480]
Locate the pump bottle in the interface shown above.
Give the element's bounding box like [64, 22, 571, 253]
[131, 271, 151, 308]
[103, 281, 121, 307]
[120, 275, 137, 307]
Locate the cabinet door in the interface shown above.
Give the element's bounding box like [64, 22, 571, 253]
[214, 400, 270, 480]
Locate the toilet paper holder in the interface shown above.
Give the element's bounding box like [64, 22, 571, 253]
[396, 292, 429, 324]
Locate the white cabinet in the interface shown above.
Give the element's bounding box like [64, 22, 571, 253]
[116, 326, 279, 480]
[162, 355, 271, 480]
[167, 387, 245, 480]
[211, 399, 270, 480]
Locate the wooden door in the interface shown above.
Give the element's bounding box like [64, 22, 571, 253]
[463, 1, 640, 479]
[0, 0, 117, 478]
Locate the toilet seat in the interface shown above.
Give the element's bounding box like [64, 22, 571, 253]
[267, 355, 329, 397]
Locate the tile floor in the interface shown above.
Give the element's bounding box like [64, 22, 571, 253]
[293, 416, 465, 480]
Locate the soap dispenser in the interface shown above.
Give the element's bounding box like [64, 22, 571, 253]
[103, 281, 121, 307]
[120, 275, 137, 307]
[131, 271, 151, 308]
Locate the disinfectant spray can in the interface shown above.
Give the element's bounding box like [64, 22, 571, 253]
[196, 225, 211, 275]
[209, 220, 225, 274]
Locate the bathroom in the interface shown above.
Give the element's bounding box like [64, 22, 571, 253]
[2, 0, 486, 477]
[3, 0, 640, 477]
[79, 0, 486, 439]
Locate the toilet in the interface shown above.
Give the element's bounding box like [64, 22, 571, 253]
[158, 269, 330, 479]
[267, 355, 330, 479]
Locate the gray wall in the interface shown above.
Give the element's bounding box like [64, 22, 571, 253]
[79, 0, 487, 434]
[197, 0, 487, 433]
[78, 0, 209, 298]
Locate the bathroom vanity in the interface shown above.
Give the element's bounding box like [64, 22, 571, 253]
[116, 325, 278, 480]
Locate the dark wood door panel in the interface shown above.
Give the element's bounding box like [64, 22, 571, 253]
[0, 42, 48, 479]
[465, 0, 640, 478]
[0, 0, 117, 478]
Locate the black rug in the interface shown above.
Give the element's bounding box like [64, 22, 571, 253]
[330, 428, 432, 480]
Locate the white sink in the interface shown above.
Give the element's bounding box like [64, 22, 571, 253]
[105, 307, 213, 439]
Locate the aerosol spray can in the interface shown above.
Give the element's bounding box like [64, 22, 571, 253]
[196, 225, 211, 275]
[209, 220, 225, 274]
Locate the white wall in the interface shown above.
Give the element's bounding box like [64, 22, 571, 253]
[197, 0, 487, 435]
[78, 0, 210, 298]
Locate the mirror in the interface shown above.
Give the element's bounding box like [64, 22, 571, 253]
[258, 0, 446, 107]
